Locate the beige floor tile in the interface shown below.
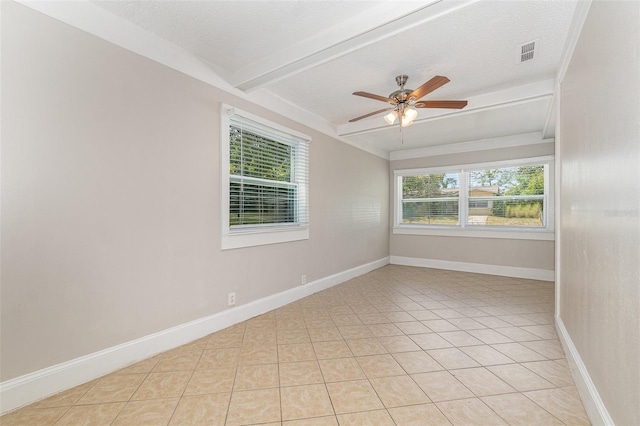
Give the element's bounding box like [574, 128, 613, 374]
[243, 331, 277, 347]
[471, 319, 514, 334]
[114, 356, 160, 375]
[495, 326, 542, 342]
[318, 357, 366, 382]
[524, 388, 591, 425]
[131, 371, 192, 400]
[521, 339, 566, 359]
[482, 392, 564, 425]
[422, 320, 460, 333]
[279, 343, 317, 362]
[277, 317, 307, 330]
[278, 328, 311, 344]
[388, 403, 452, 426]
[308, 327, 343, 342]
[370, 375, 430, 407]
[196, 348, 240, 369]
[345, 338, 387, 356]
[337, 325, 374, 339]
[283, 416, 338, 425]
[312, 340, 352, 359]
[520, 324, 558, 340]
[3, 266, 591, 426]
[438, 331, 484, 347]
[392, 351, 444, 374]
[488, 363, 555, 392]
[183, 367, 235, 395]
[206, 330, 244, 348]
[427, 348, 480, 370]
[336, 409, 395, 425]
[153, 349, 202, 372]
[176, 336, 209, 352]
[53, 403, 125, 425]
[234, 363, 279, 390]
[412, 371, 474, 402]
[522, 360, 575, 387]
[169, 393, 230, 425]
[240, 344, 278, 365]
[431, 309, 466, 319]
[378, 335, 422, 353]
[281, 384, 334, 421]
[77, 374, 147, 404]
[410, 333, 454, 350]
[436, 398, 508, 425]
[357, 312, 389, 324]
[384, 311, 416, 322]
[305, 317, 335, 329]
[31, 381, 97, 408]
[0, 407, 69, 426]
[326, 380, 384, 414]
[450, 367, 515, 397]
[467, 328, 513, 345]
[367, 323, 404, 336]
[331, 314, 364, 326]
[356, 354, 406, 378]
[407, 310, 442, 321]
[112, 398, 179, 426]
[226, 388, 281, 426]
[491, 342, 548, 362]
[459, 345, 514, 366]
[279, 360, 324, 386]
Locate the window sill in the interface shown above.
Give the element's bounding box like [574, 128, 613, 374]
[221, 227, 309, 250]
[393, 225, 554, 241]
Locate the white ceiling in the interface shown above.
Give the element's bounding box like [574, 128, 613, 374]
[54, 0, 578, 156]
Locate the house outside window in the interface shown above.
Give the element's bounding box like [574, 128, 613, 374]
[394, 157, 554, 240]
[221, 104, 310, 250]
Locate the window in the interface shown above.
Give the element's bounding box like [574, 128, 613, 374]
[394, 157, 554, 240]
[221, 104, 310, 250]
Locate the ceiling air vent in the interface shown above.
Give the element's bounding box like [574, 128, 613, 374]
[519, 40, 536, 63]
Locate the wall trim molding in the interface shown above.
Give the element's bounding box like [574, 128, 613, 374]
[389, 132, 553, 161]
[555, 317, 614, 425]
[0, 256, 389, 414]
[390, 255, 554, 281]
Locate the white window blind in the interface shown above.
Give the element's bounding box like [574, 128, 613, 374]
[393, 157, 554, 240]
[227, 112, 309, 233]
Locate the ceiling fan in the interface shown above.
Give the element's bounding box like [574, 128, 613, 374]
[349, 75, 468, 127]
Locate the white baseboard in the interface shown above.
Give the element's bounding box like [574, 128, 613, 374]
[555, 317, 614, 425]
[390, 256, 555, 281]
[0, 256, 389, 414]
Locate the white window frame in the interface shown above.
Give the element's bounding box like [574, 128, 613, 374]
[220, 104, 310, 250]
[393, 156, 555, 241]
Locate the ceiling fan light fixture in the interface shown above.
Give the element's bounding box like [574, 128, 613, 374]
[401, 107, 418, 126]
[384, 110, 398, 125]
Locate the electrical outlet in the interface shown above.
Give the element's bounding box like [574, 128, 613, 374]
[228, 292, 236, 306]
[301, 275, 307, 285]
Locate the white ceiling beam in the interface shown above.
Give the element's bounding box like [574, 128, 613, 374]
[336, 79, 556, 136]
[232, 0, 482, 92]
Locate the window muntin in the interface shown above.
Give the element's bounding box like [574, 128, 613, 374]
[221, 105, 310, 249]
[394, 158, 553, 238]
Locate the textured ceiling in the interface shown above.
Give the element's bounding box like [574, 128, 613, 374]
[86, 0, 578, 155]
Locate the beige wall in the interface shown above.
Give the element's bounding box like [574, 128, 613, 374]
[0, 2, 389, 381]
[390, 142, 555, 271]
[558, 1, 640, 424]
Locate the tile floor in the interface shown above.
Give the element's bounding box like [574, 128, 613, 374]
[1, 265, 591, 425]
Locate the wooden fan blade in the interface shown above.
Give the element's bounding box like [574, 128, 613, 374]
[349, 108, 393, 122]
[416, 100, 468, 109]
[353, 91, 392, 103]
[409, 76, 450, 100]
